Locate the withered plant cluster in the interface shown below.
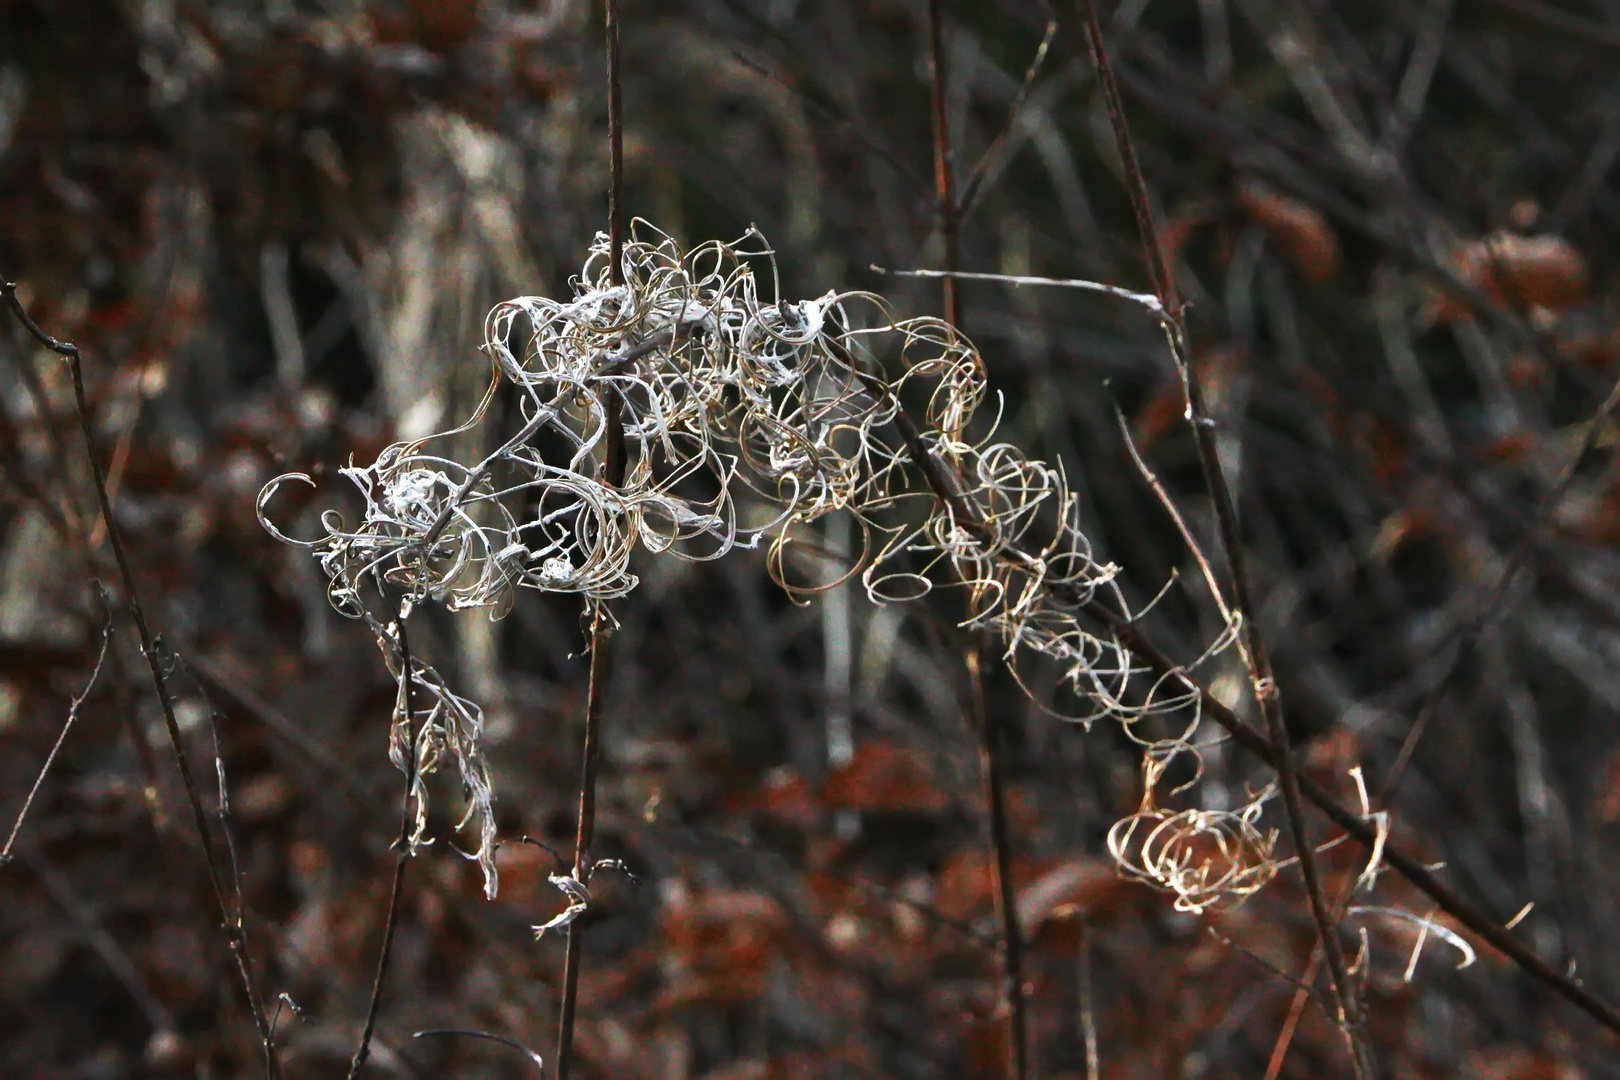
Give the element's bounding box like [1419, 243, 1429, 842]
[259, 221, 1263, 913]
[6, 1, 1620, 1079]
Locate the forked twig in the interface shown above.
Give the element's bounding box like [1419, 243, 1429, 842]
[1, 278, 282, 1080]
[1, 583, 113, 864]
[1058, 7, 1376, 1076]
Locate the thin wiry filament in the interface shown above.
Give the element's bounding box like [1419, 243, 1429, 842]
[261, 222, 1246, 901]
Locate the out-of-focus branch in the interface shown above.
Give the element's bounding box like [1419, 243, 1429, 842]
[1, 278, 282, 1080]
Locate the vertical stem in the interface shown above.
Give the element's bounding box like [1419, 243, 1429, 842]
[924, 6, 1026, 1071]
[348, 616, 418, 1080]
[606, 0, 624, 289]
[923, 7, 1025, 1071]
[967, 648, 1030, 1080]
[1062, 6, 1375, 1076]
[556, 6, 627, 1076]
[1079, 919, 1099, 1080]
[603, 0, 628, 487]
[556, 601, 613, 1080]
[927, 0, 959, 326]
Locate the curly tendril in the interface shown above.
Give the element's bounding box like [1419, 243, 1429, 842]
[261, 222, 1245, 901]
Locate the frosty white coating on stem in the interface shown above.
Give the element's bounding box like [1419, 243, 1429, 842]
[260, 223, 1251, 903]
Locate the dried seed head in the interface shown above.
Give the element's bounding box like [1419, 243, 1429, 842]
[261, 222, 1243, 902]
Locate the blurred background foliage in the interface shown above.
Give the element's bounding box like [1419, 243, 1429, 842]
[4, 0, 1620, 1076]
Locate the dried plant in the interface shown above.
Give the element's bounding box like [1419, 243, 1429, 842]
[1107, 756, 1278, 913]
[260, 222, 1259, 906]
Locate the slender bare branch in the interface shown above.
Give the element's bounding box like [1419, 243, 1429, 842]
[555, 7, 628, 1075]
[1058, 7, 1375, 1075]
[839, 329, 1620, 1042]
[957, 19, 1058, 222]
[349, 613, 419, 1080]
[1, 278, 282, 1080]
[966, 647, 1031, 1080]
[1, 583, 112, 864]
[926, 0, 959, 327]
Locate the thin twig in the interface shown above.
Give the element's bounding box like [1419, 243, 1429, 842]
[1208, 925, 1334, 1007]
[348, 614, 419, 1080]
[555, 600, 613, 1080]
[1278, 360, 1620, 1077]
[921, 16, 1029, 1071]
[1060, 7, 1376, 1076]
[957, 19, 1058, 222]
[1088, 602, 1620, 1037]
[966, 647, 1031, 1080]
[1079, 920, 1099, 1080]
[926, 0, 959, 327]
[1, 278, 281, 1080]
[415, 1030, 545, 1075]
[1264, 870, 1360, 1080]
[1112, 400, 1232, 624]
[1, 583, 112, 864]
[852, 876, 998, 949]
[871, 264, 1163, 311]
[556, 10, 627, 1071]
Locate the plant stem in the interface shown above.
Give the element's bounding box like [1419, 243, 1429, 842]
[966, 647, 1031, 1080]
[922, 13, 1028, 1072]
[927, 0, 959, 327]
[1060, 6, 1375, 1076]
[348, 615, 419, 1079]
[842, 343, 1620, 1041]
[555, 600, 612, 1080]
[556, 6, 627, 1076]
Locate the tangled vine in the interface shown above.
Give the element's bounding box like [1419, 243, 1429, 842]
[259, 223, 1260, 906]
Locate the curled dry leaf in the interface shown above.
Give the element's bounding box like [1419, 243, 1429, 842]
[533, 872, 591, 938]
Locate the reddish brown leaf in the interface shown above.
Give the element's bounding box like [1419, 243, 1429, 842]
[1237, 181, 1340, 283]
[824, 739, 949, 813]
